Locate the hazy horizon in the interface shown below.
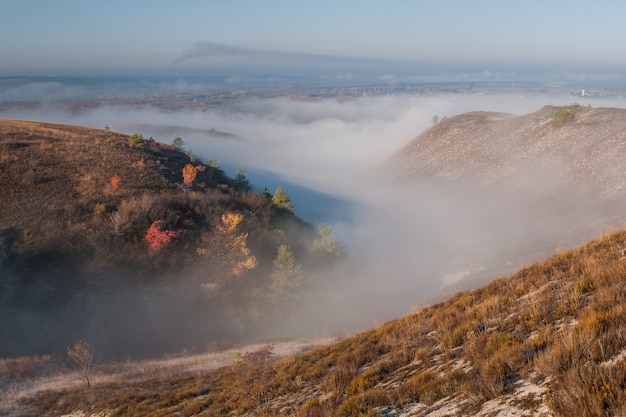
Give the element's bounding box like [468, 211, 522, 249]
[3, 1, 626, 80]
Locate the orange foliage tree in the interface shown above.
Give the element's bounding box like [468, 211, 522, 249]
[109, 174, 121, 188]
[182, 164, 197, 186]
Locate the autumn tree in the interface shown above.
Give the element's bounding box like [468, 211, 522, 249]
[144, 220, 177, 251]
[93, 203, 106, 218]
[109, 174, 121, 188]
[182, 164, 197, 186]
[270, 244, 302, 300]
[197, 212, 257, 281]
[271, 186, 294, 212]
[67, 340, 95, 387]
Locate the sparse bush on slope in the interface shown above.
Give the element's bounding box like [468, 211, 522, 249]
[552, 103, 583, 124]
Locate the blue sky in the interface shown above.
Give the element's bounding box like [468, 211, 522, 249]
[2, 0, 625, 77]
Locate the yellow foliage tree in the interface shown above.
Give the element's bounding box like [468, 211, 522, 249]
[197, 212, 257, 280]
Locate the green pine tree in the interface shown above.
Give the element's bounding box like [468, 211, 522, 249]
[171, 137, 186, 150]
[234, 168, 251, 191]
[272, 186, 294, 212]
[270, 244, 302, 300]
[127, 132, 144, 149]
[207, 159, 219, 181]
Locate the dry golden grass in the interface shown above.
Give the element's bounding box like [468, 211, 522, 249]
[0, 119, 192, 233]
[13, 229, 626, 416]
[2, 339, 336, 417]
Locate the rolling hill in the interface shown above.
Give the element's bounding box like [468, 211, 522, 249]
[0, 118, 334, 359]
[390, 104, 626, 201]
[388, 104, 626, 290]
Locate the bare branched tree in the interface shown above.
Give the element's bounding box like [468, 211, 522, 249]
[105, 210, 131, 236]
[67, 339, 96, 387]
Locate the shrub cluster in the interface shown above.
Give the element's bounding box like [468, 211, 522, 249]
[553, 103, 583, 124]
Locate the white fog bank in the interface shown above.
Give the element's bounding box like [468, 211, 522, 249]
[4, 92, 626, 329]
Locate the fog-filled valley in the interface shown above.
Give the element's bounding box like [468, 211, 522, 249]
[7, 2, 626, 415]
[4, 78, 626, 362]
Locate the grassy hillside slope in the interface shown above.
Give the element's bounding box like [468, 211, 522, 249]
[13, 228, 626, 416]
[389, 104, 626, 291]
[391, 104, 626, 202]
[0, 118, 335, 359]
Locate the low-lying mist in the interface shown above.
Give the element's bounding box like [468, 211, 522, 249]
[5, 92, 626, 344]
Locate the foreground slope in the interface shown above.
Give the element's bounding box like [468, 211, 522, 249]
[14, 228, 626, 417]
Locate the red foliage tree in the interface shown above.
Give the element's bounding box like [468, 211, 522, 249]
[143, 220, 177, 251]
[110, 174, 121, 188]
[244, 345, 274, 365]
